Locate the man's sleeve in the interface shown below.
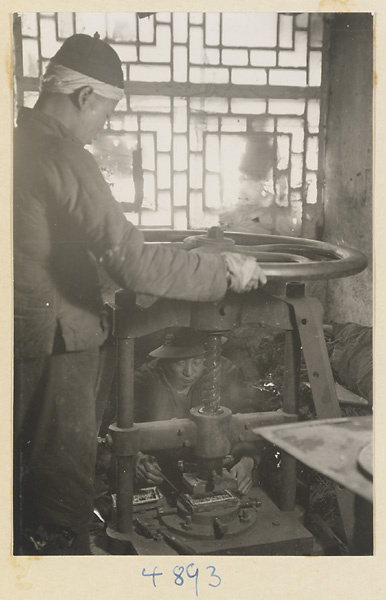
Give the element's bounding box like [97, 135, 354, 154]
[49, 144, 228, 302]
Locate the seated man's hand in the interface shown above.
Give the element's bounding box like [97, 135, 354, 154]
[134, 452, 163, 486]
[222, 252, 267, 293]
[230, 456, 254, 495]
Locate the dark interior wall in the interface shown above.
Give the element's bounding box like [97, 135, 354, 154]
[323, 13, 373, 326]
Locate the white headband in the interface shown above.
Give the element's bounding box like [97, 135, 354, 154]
[40, 61, 124, 101]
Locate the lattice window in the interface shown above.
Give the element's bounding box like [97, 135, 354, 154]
[14, 12, 325, 236]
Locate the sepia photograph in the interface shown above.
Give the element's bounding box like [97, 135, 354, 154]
[11, 10, 374, 562]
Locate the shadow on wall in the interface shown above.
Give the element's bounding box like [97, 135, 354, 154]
[219, 129, 303, 237]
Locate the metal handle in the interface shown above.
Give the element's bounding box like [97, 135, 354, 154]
[143, 229, 368, 282]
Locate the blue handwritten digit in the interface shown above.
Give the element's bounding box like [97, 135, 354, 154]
[173, 565, 184, 587]
[186, 563, 199, 597]
[206, 565, 221, 588]
[142, 566, 163, 588]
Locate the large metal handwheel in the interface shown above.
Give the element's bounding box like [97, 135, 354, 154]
[143, 228, 368, 282]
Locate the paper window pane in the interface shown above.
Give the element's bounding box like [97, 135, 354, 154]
[157, 154, 171, 189]
[250, 50, 277, 67]
[306, 136, 319, 171]
[142, 172, 156, 210]
[111, 43, 137, 62]
[205, 173, 221, 209]
[205, 13, 220, 46]
[22, 39, 40, 77]
[190, 26, 205, 64]
[275, 174, 289, 206]
[156, 119, 172, 152]
[138, 14, 154, 43]
[231, 68, 267, 85]
[109, 115, 125, 131]
[277, 118, 304, 152]
[309, 51, 322, 87]
[140, 134, 155, 170]
[295, 14, 309, 29]
[174, 210, 188, 229]
[190, 97, 228, 114]
[190, 118, 204, 151]
[222, 13, 277, 48]
[140, 25, 171, 62]
[310, 14, 324, 48]
[221, 117, 247, 132]
[205, 135, 220, 172]
[172, 98, 187, 134]
[205, 49, 220, 65]
[269, 100, 305, 115]
[40, 18, 62, 58]
[21, 13, 38, 37]
[206, 116, 219, 131]
[130, 96, 171, 112]
[251, 117, 275, 132]
[190, 154, 203, 189]
[156, 13, 171, 23]
[90, 134, 136, 205]
[190, 13, 203, 25]
[279, 15, 293, 48]
[231, 98, 266, 115]
[221, 135, 250, 208]
[174, 173, 188, 206]
[305, 172, 318, 204]
[189, 66, 229, 84]
[290, 154, 303, 188]
[75, 13, 107, 38]
[157, 191, 172, 225]
[173, 135, 188, 171]
[222, 49, 249, 66]
[124, 114, 139, 131]
[307, 100, 320, 133]
[57, 13, 74, 38]
[115, 96, 128, 112]
[23, 91, 39, 108]
[173, 98, 187, 133]
[269, 68, 307, 87]
[107, 13, 137, 42]
[173, 13, 188, 44]
[141, 205, 171, 227]
[279, 31, 308, 67]
[130, 65, 171, 82]
[277, 135, 290, 170]
[173, 46, 188, 82]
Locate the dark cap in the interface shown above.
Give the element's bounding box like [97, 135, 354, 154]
[51, 33, 124, 89]
[149, 328, 227, 360]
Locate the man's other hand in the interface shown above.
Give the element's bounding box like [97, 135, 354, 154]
[134, 452, 163, 485]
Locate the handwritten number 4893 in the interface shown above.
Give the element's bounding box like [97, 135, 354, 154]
[142, 564, 221, 595]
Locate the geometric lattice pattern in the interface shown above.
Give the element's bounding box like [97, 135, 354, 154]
[15, 12, 324, 235]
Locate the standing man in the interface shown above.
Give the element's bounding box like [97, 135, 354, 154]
[14, 33, 267, 554]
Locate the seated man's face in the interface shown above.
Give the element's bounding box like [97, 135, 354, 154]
[164, 356, 205, 390]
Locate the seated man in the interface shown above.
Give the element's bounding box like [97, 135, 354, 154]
[133, 328, 260, 495]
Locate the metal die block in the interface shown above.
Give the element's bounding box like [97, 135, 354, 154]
[138, 419, 197, 454]
[190, 407, 232, 459]
[109, 423, 140, 457]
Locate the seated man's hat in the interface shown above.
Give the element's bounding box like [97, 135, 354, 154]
[149, 328, 227, 360]
[149, 329, 206, 360]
